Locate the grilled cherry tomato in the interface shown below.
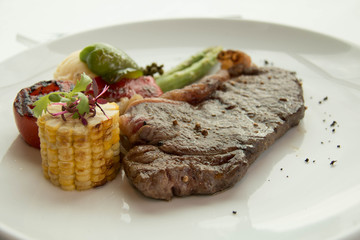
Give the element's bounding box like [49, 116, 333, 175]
[90, 76, 163, 101]
[13, 80, 74, 148]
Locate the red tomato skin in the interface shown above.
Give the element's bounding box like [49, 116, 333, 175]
[13, 107, 40, 148]
[13, 80, 74, 149]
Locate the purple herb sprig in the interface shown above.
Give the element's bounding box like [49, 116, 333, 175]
[33, 73, 109, 125]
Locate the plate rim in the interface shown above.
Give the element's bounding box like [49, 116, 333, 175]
[2, 17, 359, 66]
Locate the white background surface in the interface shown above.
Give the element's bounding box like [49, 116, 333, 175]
[1, 0, 360, 63]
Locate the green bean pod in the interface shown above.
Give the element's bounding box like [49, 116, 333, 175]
[155, 46, 222, 92]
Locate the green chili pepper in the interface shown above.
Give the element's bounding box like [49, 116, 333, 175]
[79, 43, 142, 84]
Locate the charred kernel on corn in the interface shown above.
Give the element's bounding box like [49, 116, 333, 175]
[37, 103, 120, 191]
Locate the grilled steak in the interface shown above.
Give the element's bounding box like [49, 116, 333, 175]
[120, 66, 305, 200]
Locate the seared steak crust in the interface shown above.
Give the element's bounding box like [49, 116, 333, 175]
[120, 67, 305, 200]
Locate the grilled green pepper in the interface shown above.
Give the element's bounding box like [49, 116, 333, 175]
[155, 46, 222, 92]
[80, 43, 142, 84]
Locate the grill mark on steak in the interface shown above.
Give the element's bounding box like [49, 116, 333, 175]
[120, 66, 305, 200]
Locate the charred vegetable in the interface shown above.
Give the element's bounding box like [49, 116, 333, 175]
[37, 100, 120, 191]
[13, 80, 74, 148]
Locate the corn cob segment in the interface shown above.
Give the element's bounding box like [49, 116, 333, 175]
[37, 103, 120, 190]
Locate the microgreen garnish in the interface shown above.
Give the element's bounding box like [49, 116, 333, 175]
[33, 73, 109, 125]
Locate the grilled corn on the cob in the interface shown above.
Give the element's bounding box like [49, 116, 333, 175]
[37, 102, 120, 190]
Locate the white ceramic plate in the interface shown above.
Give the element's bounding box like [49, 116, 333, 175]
[1, 18, 360, 240]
